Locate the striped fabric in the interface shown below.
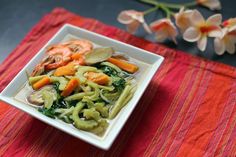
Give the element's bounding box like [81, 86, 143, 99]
[0, 8, 235, 157]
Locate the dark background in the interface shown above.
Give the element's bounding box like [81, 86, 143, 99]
[0, 0, 235, 66]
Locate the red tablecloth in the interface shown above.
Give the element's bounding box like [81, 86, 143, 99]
[0, 8, 235, 157]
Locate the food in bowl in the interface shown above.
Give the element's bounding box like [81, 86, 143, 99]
[24, 39, 138, 136]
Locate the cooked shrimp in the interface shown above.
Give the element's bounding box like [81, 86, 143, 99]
[63, 39, 93, 55]
[31, 40, 93, 75]
[31, 55, 54, 76]
[45, 45, 73, 70]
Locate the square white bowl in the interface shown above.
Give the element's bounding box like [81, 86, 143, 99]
[0, 24, 164, 150]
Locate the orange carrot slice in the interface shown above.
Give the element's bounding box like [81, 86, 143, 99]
[107, 57, 138, 73]
[54, 63, 76, 77]
[85, 72, 110, 85]
[71, 53, 85, 65]
[32, 76, 51, 90]
[61, 78, 79, 97]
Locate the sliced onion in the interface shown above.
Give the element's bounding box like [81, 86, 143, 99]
[85, 47, 114, 65]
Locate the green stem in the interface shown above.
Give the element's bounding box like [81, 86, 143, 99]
[159, 4, 171, 18]
[162, 1, 197, 9]
[140, 0, 159, 7]
[143, 5, 159, 15]
[140, 0, 197, 9]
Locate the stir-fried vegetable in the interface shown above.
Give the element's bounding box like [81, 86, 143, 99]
[61, 78, 79, 97]
[107, 57, 139, 73]
[27, 39, 138, 136]
[85, 72, 110, 85]
[54, 63, 76, 77]
[32, 76, 51, 90]
[29, 75, 47, 85]
[85, 47, 114, 65]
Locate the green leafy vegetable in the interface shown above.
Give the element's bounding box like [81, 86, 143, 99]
[38, 107, 56, 119]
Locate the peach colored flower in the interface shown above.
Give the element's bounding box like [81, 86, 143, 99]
[117, 10, 151, 34]
[197, 0, 221, 10]
[150, 18, 178, 44]
[214, 28, 236, 55]
[222, 18, 236, 32]
[175, 7, 194, 33]
[183, 10, 223, 51]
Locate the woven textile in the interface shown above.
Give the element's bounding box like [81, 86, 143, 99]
[0, 8, 235, 157]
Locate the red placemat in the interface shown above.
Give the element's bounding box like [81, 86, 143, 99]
[0, 8, 235, 157]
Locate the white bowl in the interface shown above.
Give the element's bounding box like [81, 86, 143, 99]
[0, 24, 164, 150]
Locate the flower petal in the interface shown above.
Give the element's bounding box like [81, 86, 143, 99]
[183, 27, 201, 42]
[155, 31, 168, 42]
[225, 40, 236, 54]
[127, 21, 140, 34]
[207, 14, 222, 25]
[143, 22, 152, 34]
[131, 13, 144, 23]
[198, 0, 221, 10]
[175, 9, 194, 33]
[228, 34, 236, 43]
[214, 38, 225, 55]
[117, 10, 134, 24]
[208, 27, 223, 38]
[207, 0, 222, 10]
[228, 25, 236, 32]
[191, 10, 205, 26]
[197, 36, 207, 51]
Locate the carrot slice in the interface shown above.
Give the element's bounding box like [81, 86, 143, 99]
[85, 72, 110, 85]
[32, 76, 51, 90]
[54, 63, 76, 77]
[71, 53, 85, 65]
[61, 78, 80, 97]
[107, 57, 138, 73]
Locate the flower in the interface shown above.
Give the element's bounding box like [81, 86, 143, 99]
[175, 7, 194, 33]
[183, 10, 223, 51]
[222, 18, 236, 32]
[150, 18, 178, 44]
[214, 28, 236, 55]
[197, 0, 221, 10]
[117, 10, 151, 34]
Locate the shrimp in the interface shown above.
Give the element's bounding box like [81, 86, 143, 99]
[45, 45, 73, 70]
[63, 39, 93, 55]
[31, 55, 54, 76]
[31, 39, 93, 76]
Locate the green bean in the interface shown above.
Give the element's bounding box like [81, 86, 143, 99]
[55, 106, 75, 118]
[100, 89, 121, 103]
[29, 75, 47, 85]
[90, 119, 108, 136]
[72, 102, 98, 130]
[98, 85, 114, 91]
[50, 76, 68, 90]
[121, 92, 133, 108]
[64, 92, 94, 101]
[82, 97, 94, 108]
[101, 62, 122, 72]
[109, 85, 132, 119]
[42, 90, 54, 109]
[122, 85, 137, 107]
[83, 108, 101, 121]
[61, 116, 73, 123]
[80, 85, 92, 92]
[86, 81, 100, 101]
[76, 66, 98, 83]
[94, 102, 109, 118]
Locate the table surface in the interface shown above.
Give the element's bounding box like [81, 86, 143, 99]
[0, 0, 235, 67]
